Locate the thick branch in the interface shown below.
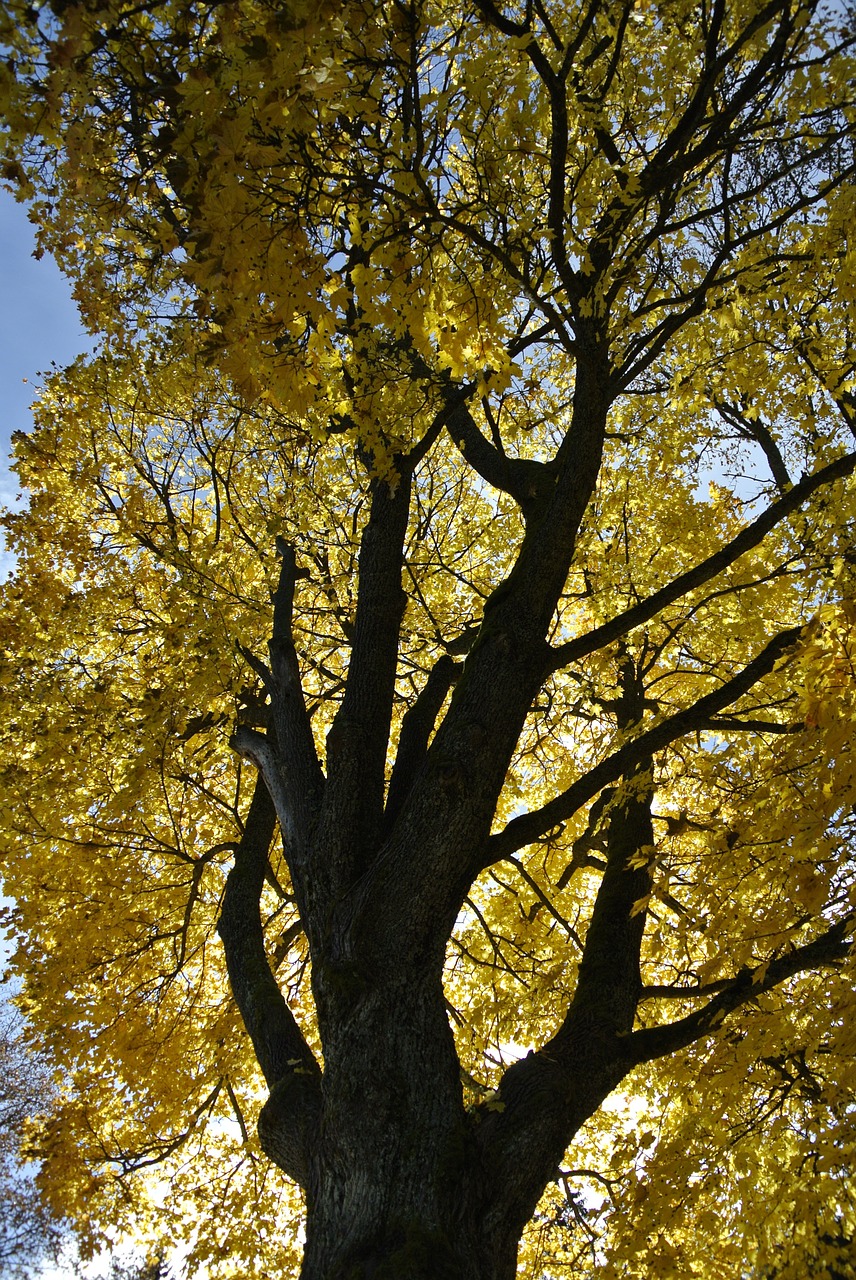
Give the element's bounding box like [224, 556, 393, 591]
[531, 40, 575, 296]
[346, 356, 611, 964]
[321, 466, 412, 882]
[476, 756, 655, 1241]
[643, 0, 793, 187]
[562, 795, 653, 1035]
[475, 887, 852, 1252]
[471, 0, 528, 38]
[268, 539, 325, 853]
[714, 399, 793, 491]
[383, 654, 461, 834]
[549, 452, 856, 672]
[446, 398, 556, 521]
[698, 715, 800, 734]
[217, 775, 322, 1187]
[555, 656, 656, 1039]
[231, 726, 294, 841]
[478, 812, 850, 1248]
[473, 0, 578, 295]
[488, 626, 803, 862]
[794, 336, 856, 442]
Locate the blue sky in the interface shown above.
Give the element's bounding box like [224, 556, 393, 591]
[0, 187, 89, 569]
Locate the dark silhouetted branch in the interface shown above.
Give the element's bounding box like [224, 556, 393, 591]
[548, 452, 855, 674]
[487, 626, 803, 863]
[217, 776, 321, 1187]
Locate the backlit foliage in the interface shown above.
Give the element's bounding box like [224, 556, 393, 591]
[0, 0, 855, 1274]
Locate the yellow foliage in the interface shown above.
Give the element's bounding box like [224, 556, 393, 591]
[0, 0, 855, 1275]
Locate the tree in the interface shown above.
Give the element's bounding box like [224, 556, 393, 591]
[0, 0, 855, 1275]
[0, 973, 161, 1279]
[106, 1254, 173, 1280]
[0, 984, 66, 1277]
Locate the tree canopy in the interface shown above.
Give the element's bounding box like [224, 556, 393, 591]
[0, 0, 855, 1275]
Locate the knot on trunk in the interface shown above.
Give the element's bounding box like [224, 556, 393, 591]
[257, 1070, 323, 1189]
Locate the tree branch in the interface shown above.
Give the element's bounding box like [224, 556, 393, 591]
[643, 0, 793, 187]
[231, 726, 294, 843]
[346, 355, 612, 965]
[548, 452, 856, 672]
[625, 915, 854, 1066]
[713, 399, 793, 492]
[216, 775, 322, 1188]
[445, 398, 557, 521]
[487, 626, 803, 863]
[268, 539, 325, 856]
[558, 678, 654, 1040]
[383, 654, 461, 835]
[321, 465, 413, 883]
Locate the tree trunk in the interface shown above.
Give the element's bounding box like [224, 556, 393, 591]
[300, 970, 511, 1280]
